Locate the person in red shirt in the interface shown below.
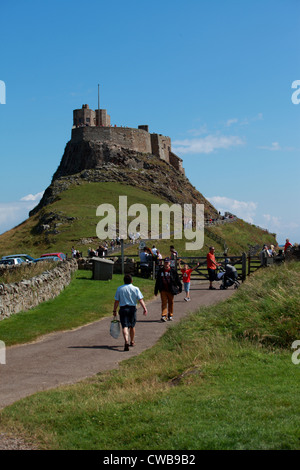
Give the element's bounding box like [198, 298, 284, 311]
[207, 246, 221, 290]
[284, 239, 293, 253]
[178, 259, 200, 301]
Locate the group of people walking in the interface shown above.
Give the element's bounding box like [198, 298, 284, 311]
[109, 236, 294, 351]
[113, 245, 221, 351]
[112, 258, 183, 351]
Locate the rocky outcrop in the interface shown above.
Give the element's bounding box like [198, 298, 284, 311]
[31, 211, 76, 235]
[0, 260, 78, 320]
[29, 140, 218, 218]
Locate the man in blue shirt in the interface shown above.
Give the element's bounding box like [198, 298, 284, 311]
[113, 274, 147, 351]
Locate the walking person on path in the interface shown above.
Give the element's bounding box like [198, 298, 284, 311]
[178, 259, 200, 301]
[207, 246, 221, 290]
[113, 274, 147, 351]
[154, 258, 182, 322]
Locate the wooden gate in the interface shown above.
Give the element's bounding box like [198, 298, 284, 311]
[176, 254, 247, 282]
[115, 252, 264, 281]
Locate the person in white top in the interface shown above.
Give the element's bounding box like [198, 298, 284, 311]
[151, 245, 158, 256]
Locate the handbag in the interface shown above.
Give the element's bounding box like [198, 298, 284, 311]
[110, 319, 120, 339]
[171, 276, 182, 295]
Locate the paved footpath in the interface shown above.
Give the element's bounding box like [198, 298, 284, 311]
[0, 281, 235, 409]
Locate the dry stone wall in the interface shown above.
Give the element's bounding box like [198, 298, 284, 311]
[0, 260, 78, 320]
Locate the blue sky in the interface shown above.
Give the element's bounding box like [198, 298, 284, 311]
[0, 0, 299, 244]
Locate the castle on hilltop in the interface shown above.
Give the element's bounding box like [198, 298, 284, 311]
[72, 104, 184, 174]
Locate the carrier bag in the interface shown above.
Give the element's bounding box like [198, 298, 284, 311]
[110, 319, 120, 339]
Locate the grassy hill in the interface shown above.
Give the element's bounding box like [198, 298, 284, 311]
[0, 182, 277, 259]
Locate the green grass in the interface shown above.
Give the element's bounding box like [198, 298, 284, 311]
[0, 262, 300, 450]
[0, 182, 172, 259]
[205, 261, 300, 348]
[0, 271, 154, 346]
[211, 218, 276, 253]
[3, 344, 299, 450]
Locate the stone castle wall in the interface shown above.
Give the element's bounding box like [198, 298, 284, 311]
[0, 260, 78, 320]
[71, 126, 152, 154]
[150, 134, 171, 163]
[71, 126, 184, 174]
[170, 151, 184, 173]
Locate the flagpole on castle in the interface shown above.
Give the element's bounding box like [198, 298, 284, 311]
[98, 84, 100, 127]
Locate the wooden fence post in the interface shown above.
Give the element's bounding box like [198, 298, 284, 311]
[121, 239, 124, 275]
[242, 252, 247, 282]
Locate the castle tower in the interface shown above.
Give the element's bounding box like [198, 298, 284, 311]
[73, 104, 111, 127]
[95, 109, 111, 127]
[73, 105, 96, 127]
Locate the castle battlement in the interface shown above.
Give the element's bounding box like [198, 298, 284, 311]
[72, 105, 184, 174]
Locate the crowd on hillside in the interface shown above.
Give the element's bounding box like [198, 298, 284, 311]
[85, 238, 122, 258]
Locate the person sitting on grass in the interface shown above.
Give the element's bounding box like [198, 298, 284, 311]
[178, 259, 200, 301]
